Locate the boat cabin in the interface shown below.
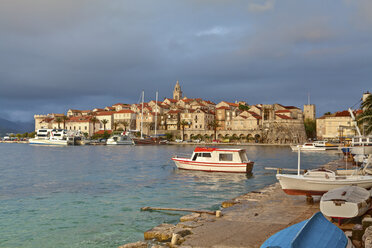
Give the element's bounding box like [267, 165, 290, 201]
[352, 136, 372, 147]
[190, 147, 248, 163]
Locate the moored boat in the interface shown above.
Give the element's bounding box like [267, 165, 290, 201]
[290, 142, 327, 151]
[29, 129, 75, 145]
[260, 212, 352, 248]
[320, 186, 371, 219]
[106, 133, 134, 145]
[172, 147, 254, 173]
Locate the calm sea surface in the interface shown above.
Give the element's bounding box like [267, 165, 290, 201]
[0, 143, 340, 247]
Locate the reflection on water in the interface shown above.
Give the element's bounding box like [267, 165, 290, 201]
[0, 144, 339, 248]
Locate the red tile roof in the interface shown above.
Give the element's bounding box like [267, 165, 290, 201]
[276, 114, 292, 119]
[94, 130, 113, 135]
[115, 110, 135, 114]
[95, 111, 115, 116]
[168, 110, 182, 114]
[275, 110, 291, 113]
[217, 106, 230, 110]
[164, 98, 178, 103]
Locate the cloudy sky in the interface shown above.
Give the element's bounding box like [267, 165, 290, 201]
[1, 0, 371, 122]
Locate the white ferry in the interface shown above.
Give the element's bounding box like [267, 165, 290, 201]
[29, 129, 75, 145]
[172, 147, 254, 173]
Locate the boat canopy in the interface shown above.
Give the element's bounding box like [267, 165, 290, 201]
[194, 147, 245, 153]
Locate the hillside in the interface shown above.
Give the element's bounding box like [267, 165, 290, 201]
[0, 118, 34, 136]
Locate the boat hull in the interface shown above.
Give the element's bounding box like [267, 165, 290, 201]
[106, 140, 133, 145]
[290, 145, 326, 151]
[172, 158, 254, 173]
[351, 146, 372, 155]
[29, 139, 71, 145]
[277, 174, 372, 196]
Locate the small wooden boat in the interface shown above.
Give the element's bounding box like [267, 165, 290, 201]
[172, 147, 254, 173]
[260, 212, 352, 248]
[320, 186, 371, 218]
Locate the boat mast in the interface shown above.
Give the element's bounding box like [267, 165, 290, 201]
[141, 91, 144, 139]
[155, 91, 158, 137]
[348, 108, 362, 136]
[297, 147, 301, 176]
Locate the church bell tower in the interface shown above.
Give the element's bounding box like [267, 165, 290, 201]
[173, 80, 182, 100]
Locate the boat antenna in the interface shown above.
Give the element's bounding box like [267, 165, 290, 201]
[141, 91, 144, 139]
[155, 91, 158, 137]
[307, 92, 310, 105]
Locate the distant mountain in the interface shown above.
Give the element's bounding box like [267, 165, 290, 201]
[0, 118, 34, 136]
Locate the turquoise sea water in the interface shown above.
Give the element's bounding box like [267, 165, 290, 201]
[0, 144, 339, 247]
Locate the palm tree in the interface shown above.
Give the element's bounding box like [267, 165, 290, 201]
[207, 120, 220, 140]
[358, 94, 372, 134]
[179, 120, 189, 141]
[121, 121, 129, 131]
[101, 119, 109, 131]
[62, 115, 69, 129]
[113, 121, 119, 131]
[55, 117, 62, 129]
[90, 116, 99, 136]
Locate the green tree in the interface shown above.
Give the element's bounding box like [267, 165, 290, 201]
[16, 133, 22, 139]
[121, 121, 129, 131]
[207, 120, 220, 140]
[304, 119, 316, 139]
[28, 132, 36, 138]
[113, 121, 119, 131]
[165, 133, 173, 141]
[358, 94, 372, 134]
[324, 112, 332, 115]
[239, 104, 250, 111]
[179, 120, 189, 141]
[55, 117, 62, 129]
[22, 132, 28, 138]
[101, 119, 109, 131]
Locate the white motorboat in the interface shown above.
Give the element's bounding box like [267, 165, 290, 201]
[290, 142, 327, 151]
[320, 186, 371, 218]
[172, 147, 254, 173]
[313, 141, 339, 150]
[29, 129, 74, 145]
[106, 134, 134, 145]
[277, 149, 372, 196]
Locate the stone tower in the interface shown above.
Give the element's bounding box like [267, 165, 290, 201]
[303, 104, 316, 121]
[173, 80, 182, 100]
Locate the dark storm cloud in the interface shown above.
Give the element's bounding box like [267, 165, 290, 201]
[0, 0, 371, 121]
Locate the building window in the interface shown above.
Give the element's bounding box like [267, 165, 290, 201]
[85, 126, 87, 130]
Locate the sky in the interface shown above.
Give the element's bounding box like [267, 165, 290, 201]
[0, 0, 371, 122]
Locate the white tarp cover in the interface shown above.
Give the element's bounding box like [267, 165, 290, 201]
[321, 186, 370, 203]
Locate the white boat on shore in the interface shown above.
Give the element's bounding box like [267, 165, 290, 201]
[320, 186, 371, 219]
[172, 147, 254, 173]
[277, 149, 372, 196]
